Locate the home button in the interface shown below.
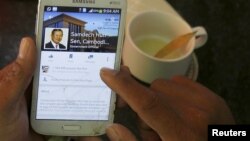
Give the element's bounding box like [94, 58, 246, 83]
[62, 125, 81, 131]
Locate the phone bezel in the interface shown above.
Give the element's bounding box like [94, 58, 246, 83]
[31, 0, 127, 136]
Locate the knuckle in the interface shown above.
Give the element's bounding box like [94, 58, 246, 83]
[140, 93, 161, 112]
[150, 78, 171, 90]
[0, 61, 24, 84]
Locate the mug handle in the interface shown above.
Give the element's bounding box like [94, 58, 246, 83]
[192, 26, 208, 49]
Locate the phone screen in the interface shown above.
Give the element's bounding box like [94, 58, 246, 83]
[36, 6, 122, 121]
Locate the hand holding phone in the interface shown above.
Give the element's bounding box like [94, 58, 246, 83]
[31, 0, 127, 136]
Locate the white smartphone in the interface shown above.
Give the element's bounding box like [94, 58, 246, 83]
[31, 0, 127, 136]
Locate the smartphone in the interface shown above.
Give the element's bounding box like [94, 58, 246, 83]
[31, 0, 127, 136]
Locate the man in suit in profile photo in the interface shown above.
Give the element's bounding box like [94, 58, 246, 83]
[45, 28, 66, 50]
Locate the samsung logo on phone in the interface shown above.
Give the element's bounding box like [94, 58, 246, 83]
[72, 0, 95, 4]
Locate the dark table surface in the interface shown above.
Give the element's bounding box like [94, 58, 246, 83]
[0, 0, 249, 127]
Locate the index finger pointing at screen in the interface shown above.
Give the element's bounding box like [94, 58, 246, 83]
[100, 66, 192, 140]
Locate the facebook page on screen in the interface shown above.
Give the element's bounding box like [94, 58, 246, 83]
[36, 6, 122, 120]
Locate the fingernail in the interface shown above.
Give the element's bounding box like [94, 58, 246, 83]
[106, 125, 120, 141]
[18, 38, 30, 60]
[100, 67, 113, 72]
[100, 67, 115, 76]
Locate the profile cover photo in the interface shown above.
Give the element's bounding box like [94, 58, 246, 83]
[44, 28, 69, 50]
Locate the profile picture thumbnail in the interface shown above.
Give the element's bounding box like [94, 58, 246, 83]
[44, 28, 69, 50]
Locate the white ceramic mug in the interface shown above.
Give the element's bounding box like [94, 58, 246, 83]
[122, 11, 208, 83]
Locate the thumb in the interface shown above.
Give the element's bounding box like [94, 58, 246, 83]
[16, 37, 37, 80]
[0, 37, 37, 106]
[106, 124, 138, 141]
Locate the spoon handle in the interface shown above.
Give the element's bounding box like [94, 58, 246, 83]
[154, 32, 196, 59]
